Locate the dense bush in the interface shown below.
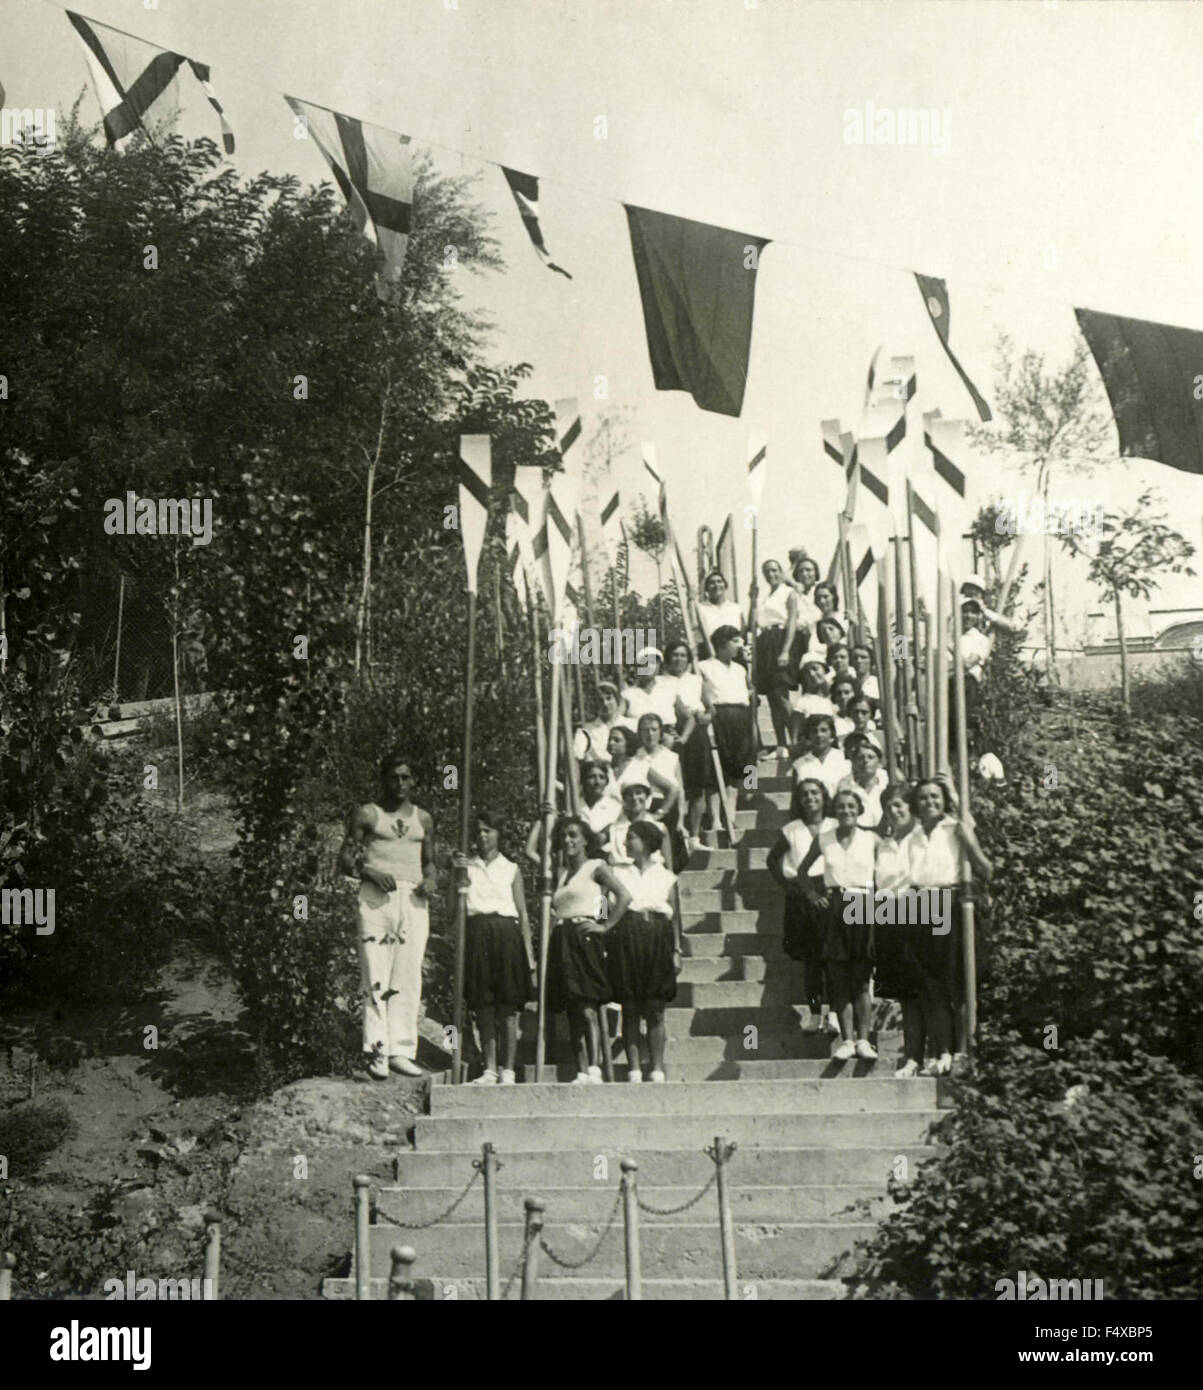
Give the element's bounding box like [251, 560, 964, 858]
[852, 1038, 1203, 1299]
[0, 1099, 78, 1177]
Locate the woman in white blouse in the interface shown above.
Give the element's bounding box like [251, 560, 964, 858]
[907, 776, 992, 1076]
[752, 558, 801, 758]
[699, 625, 755, 846]
[873, 783, 924, 1077]
[548, 818, 632, 1084]
[663, 639, 710, 854]
[766, 778, 840, 1036]
[621, 649, 681, 743]
[694, 570, 745, 660]
[572, 681, 635, 765]
[794, 787, 879, 1061]
[451, 812, 535, 1085]
[790, 713, 850, 798]
[789, 656, 835, 746]
[605, 820, 680, 1083]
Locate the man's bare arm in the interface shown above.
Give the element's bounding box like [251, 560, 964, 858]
[338, 805, 394, 891]
[417, 809, 438, 898]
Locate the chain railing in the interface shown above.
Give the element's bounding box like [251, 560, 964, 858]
[537, 1189, 623, 1270]
[374, 1167, 481, 1231]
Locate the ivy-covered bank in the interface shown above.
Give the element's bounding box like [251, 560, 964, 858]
[846, 661, 1203, 1299]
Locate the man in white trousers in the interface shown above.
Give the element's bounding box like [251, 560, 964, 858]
[339, 751, 438, 1079]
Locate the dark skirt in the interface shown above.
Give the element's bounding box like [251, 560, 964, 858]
[679, 721, 712, 798]
[711, 703, 757, 782]
[912, 887, 988, 997]
[547, 916, 610, 1010]
[872, 894, 924, 1001]
[754, 626, 794, 697]
[606, 910, 677, 1003]
[782, 882, 825, 965]
[820, 887, 874, 964]
[464, 912, 531, 1009]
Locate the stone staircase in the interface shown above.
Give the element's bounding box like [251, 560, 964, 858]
[324, 708, 944, 1299]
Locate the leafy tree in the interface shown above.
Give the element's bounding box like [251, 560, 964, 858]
[972, 335, 1113, 684]
[1059, 490, 1195, 712]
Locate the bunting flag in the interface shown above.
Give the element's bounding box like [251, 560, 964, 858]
[555, 398, 583, 477]
[908, 476, 940, 537]
[186, 60, 235, 154]
[67, 11, 233, 152]
[1075, 307, 1203, 476]
[501, 167, 571, 278]
[717, 514, 738, 601]
[285, 96, 415, 301]
[847, 522, 880, 631]
[456, 435, 492, 595]
[865, 345, 884, 409]
[642, 442, 693, 603]
[915, 273, 992, 422]
[625, 204, 769, 417]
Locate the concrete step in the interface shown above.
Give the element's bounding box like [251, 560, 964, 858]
[364, 1219, 876, 1279]
[677, 954, 802, 982]
[681, 910, 781, 935]
[373, 1182, 887, 1224]
[323, 1275, 847, 1300]
[681, 929, 787, 955]
[390, 1145, 933, 1188]
[521, 1030, 904, 1065]
[672, 980, 812, 1008]
[687, 847, 774, 870]
[678, 887, 788, 912]
[680, 866, 784, 889]
[430, 1077, 937, 1116]
[521, 1056, 914, 1082]
[732, 817, 787, 838]
[413, 1110, 941, 1152]
[744, 774, 791, 793]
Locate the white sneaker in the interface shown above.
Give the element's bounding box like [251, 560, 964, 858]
[826, 1011, 842, 1036]
[571, 1071, 592, 1085]
[627, 1069, 643, 1083]
[366, 1056, 389, 1081]
[832, 1040, 856, 1062]
[688, 836, 708, 856]
[389, 1057, 423, 1077]
[499, 1069, 517, 1085]
[471, 1069, 499, 1085]
[855, 1039, 878, 1061]
[649, 1069, 666, 1083]
[586, 1065, 603, 1084]
[935, 1052, 953, 1076]
[896, 1059, 921, 1078]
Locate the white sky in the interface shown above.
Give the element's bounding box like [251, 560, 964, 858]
[9, 0, 1203, 643]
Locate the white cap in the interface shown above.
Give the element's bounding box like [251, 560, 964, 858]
[961, 574, 988, 594]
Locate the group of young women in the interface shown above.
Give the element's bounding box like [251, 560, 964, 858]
[766, 772, 991, 1075]
[451, 548, 993, 1083]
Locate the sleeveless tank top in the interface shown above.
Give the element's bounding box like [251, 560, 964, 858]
[552, 859, 605, 920]
[819, 825, 878, 890]
[363, 803, 425, 884]
[760, 582, 792, 629]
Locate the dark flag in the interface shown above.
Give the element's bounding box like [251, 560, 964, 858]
[915, 273, 992, 422]
[1075, 307, 1203, 476]
[625, 204, 769, 417]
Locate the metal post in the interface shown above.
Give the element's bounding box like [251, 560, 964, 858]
[577, 513, 599, 696]
[389, 1245, 416, 1300]
[936, 573, 950, 775]
[876, 557, 900, 783]
[113, 573, 125, 701]
[0, 1252, 14, 1301]
[535, 654, 562, 1082]
[892, 537, 917, 778]
[712, 1137, 738, 1299]
[924, 614, 936, 777]
[202, 1215, 220, 1300]
[520, 1198, 545, 1300]
[950, 585, 978, 1058]
[620, 1159, 642, 1300]
[531, 600, 547, 803]
[354, 1175, 372, 1301]
[481, 1143, 500, 1300]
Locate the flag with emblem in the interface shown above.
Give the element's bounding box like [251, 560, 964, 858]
[457, 435, 492, 595]
[915, 273, 991, 422]
[285, 96, 415, 301]
[502, 167, 571, 278]
[67, 11, 234, 152]
[625, 204, 769, 417]
[1075, 306, 1203, 476]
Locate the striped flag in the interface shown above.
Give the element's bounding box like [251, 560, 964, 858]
[747, 431, 767, 511]
[598, 473, 622, 566]
[642, 442, 692, 606]
[915, 273, 992, 422]
[541, 469, 577, 622]
[501, 167, 571, 278]
[505, 510, 528, 610]
[67, 11, 234, 152]
[285, 96, 415, 302]
[513, 465, 545, 599]
[923, 411, 967, 499]
[716, 515, 738, 601]
[456, 435, 492, 595]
